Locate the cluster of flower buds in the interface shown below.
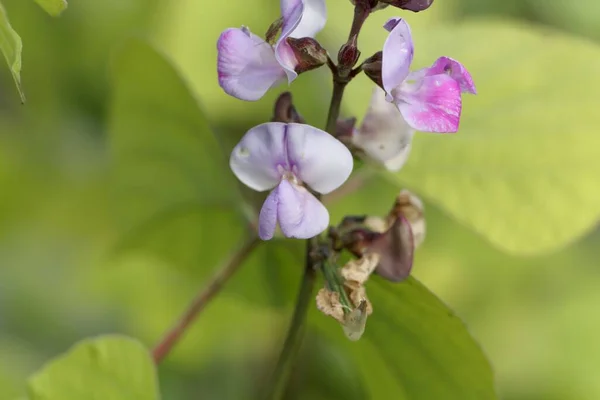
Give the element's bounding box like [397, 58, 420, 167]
[217, 0, 474, 339]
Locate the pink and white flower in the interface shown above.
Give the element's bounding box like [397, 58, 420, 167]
[230, 122, 353, 240]
[217, 0, 327, 101]
[381, 18, 475, 133]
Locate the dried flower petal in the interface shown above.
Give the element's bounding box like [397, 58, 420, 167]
[316, 288, 344, 323]
[340, 253, 380, 284]
[344, 280, 373, 315]
[393, 189, 425, 247]
[364, 216, 388, 233]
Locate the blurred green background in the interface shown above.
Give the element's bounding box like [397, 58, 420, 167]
[1, 0, 600, 399]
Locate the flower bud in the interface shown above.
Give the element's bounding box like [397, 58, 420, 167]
[349, 0, 379, 8]
[286, 37, 328, 74]
[337, 35, 361, 75]
[378, 0, 434, 12]
[362, 51, 383, 88]
[272, 92, 305, 123]
[335, 117, 356, 147]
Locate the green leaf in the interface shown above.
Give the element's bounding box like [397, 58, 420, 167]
[108, 39, 248, 276]
[33, 0, 67, 16]
[312, 277, 497, 400]
[26, 335, 160, 399]
[0, 2, 25, 102]
[336, 17, 600, 254]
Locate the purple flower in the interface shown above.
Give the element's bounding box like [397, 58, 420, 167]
[352, 87, 415, 171]
[230, 122, 353, 240]
[217, 0, 327, 101]
[381, 18, 476, 133]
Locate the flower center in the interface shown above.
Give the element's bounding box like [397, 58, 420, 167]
[277, 165, 300, 185]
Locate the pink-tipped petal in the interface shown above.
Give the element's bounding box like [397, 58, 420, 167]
[285, 123, 353, 194]
[382, 18, 414, 100]
[217, 27, 286, 101]
[230, 122, 288, 191]
[354, 87, 415, 171]
[276, 179, 329, 239]
[395, 73, 462, 133]
[274, 41, 299, 83]
[429, 56, 477, 94]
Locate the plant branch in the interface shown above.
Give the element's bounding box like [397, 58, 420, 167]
[348, 4, 370, 41]
[265, 4, 370, 396]
[325, 81, 347, 135]
[266, 69, 348, 400]
[152, 236, 260, 364]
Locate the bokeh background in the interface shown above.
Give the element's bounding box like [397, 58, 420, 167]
[1, 0, 599, 399]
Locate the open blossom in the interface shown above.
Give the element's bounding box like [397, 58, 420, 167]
[381, 18, 476, 133]
[352, 86, 414, 171]
[230, 122, 352, 240]
[217, 0, 326, 101]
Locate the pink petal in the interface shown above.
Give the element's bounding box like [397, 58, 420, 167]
[395, 73, 462, 133]
[217, 27, 286, 101]
[354, 87, 415, 171]
[428, 56, 477, 94]
[276, 179, 329, 239]
[285, 123, 353, 194]
[382, 18, 414, 101]
[258, 188, 279, 240]
[229, 122, 287, 191]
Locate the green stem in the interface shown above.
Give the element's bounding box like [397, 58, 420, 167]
[325, 81, 347, 135]
[266, 68, 348, 400]
[263, 238, 318, 399]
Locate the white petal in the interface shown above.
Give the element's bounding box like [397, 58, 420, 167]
[288, 0, 327, 39]
[276, 179, 329, 239]
[382, 18, 414, 101]
[229, 122, 287, 191]
[285, 123, 353, 194]
[383, 141, 413, 172]
[276, 0, 327, 82]
[258, 188, 279, 240]
[217, 27, 286, 101]
[353, 87, 415, 171]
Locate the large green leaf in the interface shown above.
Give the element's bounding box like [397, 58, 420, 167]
[311, 277, 497, 400]
[0, 2, 24, 102]
[26, 335, 160, 399]
[108, 39, 248, 276]
[33, 0, 67, 16]
[329, 11, 600, 254]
